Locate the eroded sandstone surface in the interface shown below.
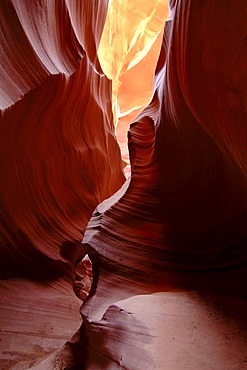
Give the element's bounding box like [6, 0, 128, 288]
[0, 0, 247, 369]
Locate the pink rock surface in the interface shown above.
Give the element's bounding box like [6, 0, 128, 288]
[84, 0, 247, 277]
[0, 0, 124, 278]
[82, 0, 247, 367]
[0, 0, 247, 369]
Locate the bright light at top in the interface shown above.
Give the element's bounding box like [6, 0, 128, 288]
[98, 0, 169, 124]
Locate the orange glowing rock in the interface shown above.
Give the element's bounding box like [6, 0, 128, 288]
[98, 0, 169, 119]
[0, 1, 247, 369]
[98, 0, 169, 169]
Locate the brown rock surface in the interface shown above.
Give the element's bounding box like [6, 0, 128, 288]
[0, 0, 247, 369]
[0, 279, 82, 369]
[0, 0, 124, 277]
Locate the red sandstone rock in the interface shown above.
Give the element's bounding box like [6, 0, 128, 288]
[0, 0, 124, 278]
[0, 0, 247, 369]
[81, 0, 247, 367]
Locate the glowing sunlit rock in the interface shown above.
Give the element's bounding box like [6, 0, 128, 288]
[98, 0, 169, 121]
[0, 0, 247, 369]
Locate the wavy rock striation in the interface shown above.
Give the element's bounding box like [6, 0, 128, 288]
[0, 0, 125, 278]
[84, 0, 247, 281]
[0, 0, 247, 369]
[81, 2, 247, 366]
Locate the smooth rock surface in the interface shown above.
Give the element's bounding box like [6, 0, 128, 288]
[0, 0, 247, 369]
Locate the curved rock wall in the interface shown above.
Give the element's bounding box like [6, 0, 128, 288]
[0, 0, 125, 277]
[0, 0, 247, 369]
[83, 0, 247, 286]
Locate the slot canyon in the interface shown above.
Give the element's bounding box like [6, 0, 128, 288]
[0, 0, 247, 369]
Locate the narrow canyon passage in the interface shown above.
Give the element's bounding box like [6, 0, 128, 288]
[0, 0, 247, 369]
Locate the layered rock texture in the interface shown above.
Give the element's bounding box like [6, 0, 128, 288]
[0, 0, 125, 278]
[0, 0, 247, 369]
